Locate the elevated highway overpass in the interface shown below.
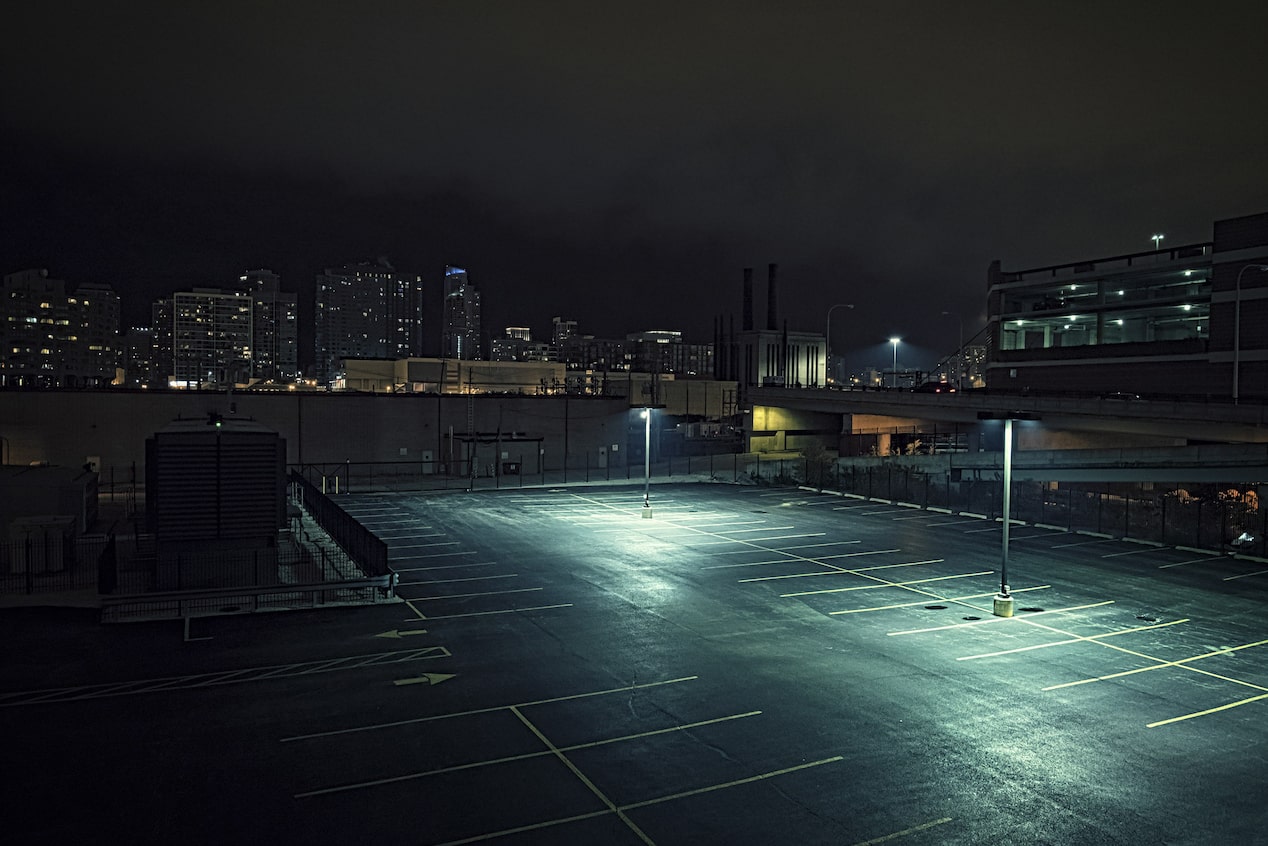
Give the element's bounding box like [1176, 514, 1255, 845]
[745, 386, 1268, 483]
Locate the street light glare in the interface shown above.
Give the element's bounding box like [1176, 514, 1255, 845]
[889, 336, 901, 344]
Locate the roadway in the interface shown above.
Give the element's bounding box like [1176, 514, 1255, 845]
[4, 482, 1268, 844]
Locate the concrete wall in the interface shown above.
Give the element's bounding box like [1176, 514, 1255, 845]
[0, 391, 635, 478]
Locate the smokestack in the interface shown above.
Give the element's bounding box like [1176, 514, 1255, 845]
[742, 268, 754, 331]
[767, 263, 779, 330]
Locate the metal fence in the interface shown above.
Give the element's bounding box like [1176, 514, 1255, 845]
[288, 471, 389, 577]
[100, 577, 396, 623]
[822, 460, 1267, 558]
[0, 533, 113, 595]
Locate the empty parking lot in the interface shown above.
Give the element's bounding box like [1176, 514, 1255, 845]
[4, 482, 1268, 844]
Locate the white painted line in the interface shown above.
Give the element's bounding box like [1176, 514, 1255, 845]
[887, 601, 1116, 636]
[404, 587, 543, 601]
[392, 562, 495, 573]
[781, 570, 993, 597]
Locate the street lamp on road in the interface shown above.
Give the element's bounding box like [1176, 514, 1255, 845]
[889, 337, 901, 388]
[825, 303, 855, 386]
[1151, 233, 1165, 251]
[1233, 263, 1268, 405]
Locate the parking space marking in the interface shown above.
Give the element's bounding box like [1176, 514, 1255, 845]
[1157, 555, 1222, 569]
[0, 648, 451, 707]
[1048, 538, 1120, 549]
[398, 573, 520, 587]
[689, 532, 827, 546]
[427, 755, 845, 846]
[830, 585, 1051, 615]
[926, 518, 984, 527]
[848, 816, 955, 846]
[616, 755, 844, 812]
[1004, 530, 1070, 542]
[390, 541, 460, 550]
[410, 604, 574, 621]
[711, 525, 796, 534]
[782, 571, 993, 598]
[702, 557, 798, 570]
[956, 619, 1188, 660]
[1148, 691, 1268, 728]
[778, 541, 863, 551]
[1101, 547, 1161, 558]
[392, 551, 479, 561]
[294, 710, 763, 798]
[736, 551, 904, 581]
[751, 558, 943, 582]
[1224, 567, 1268, 581]
[1043, 637, 1268, 690]
[406, 587, 543, 602]
[282, 676, 697, 742]
[393, 562, 496, 573]
[887, 601, 1115, 636]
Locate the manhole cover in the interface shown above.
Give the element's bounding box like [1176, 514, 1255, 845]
[753, 510, 767, 514]
[1019, 607, 1045, 613]
[924, 605, 947, 610]
[1136, 615, 1159, 623]
[963, 616, 981, 621]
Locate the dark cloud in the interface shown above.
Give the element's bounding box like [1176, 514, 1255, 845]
[4, 2, 1267, 371]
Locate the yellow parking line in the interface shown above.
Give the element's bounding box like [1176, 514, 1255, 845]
[957, 619, 1187, 661]
[1044, 638, 1268, 690]
[1148, 692, 1268, 728]
[887, 601, 1115, 636]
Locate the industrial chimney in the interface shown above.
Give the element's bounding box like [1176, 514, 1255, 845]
[767, 263, 779, 330]
[742, 267, 754, 331]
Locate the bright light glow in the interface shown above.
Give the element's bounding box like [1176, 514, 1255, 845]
[889, 337, 900, 344]
[1115, 319, 1125, 325]
[1182, 304, 1193, 311]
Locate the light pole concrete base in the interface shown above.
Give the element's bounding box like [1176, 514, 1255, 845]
[993, 594, 1014, 618]
[642, 507, 653, 519]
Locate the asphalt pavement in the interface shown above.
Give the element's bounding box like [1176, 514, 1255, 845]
[4, 482, 1268, 845]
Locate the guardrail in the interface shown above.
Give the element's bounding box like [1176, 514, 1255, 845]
[100, 574, 397, 623]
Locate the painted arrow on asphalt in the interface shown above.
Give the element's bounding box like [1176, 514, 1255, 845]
[393, 673, 456, 687]
[375, 628, 428, 639]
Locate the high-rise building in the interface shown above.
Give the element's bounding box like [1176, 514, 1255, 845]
[552, 317, 578, 348]
[491, 327, 554, 362]
[315, 259, 425, 382]
[0, 269, 120, 387]
[238, 270, 298, 382]
[442, 266, 482, 360]
[153, 288, 254, 387]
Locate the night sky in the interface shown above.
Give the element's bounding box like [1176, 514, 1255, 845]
[4, 3, 1266, 372]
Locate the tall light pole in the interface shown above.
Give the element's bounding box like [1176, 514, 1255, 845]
[979, 411, 1041, 617]
[1234, 263, 1268, 405]
[942, 310, 963, 389]
[825, 303, 855, 386]
[1151, 233, 1165, 252]
[641, 407, 652, 517]
[889, 337, 900, 388]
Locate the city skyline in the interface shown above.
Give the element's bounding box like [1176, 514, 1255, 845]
[3, 4, 1266, 368]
